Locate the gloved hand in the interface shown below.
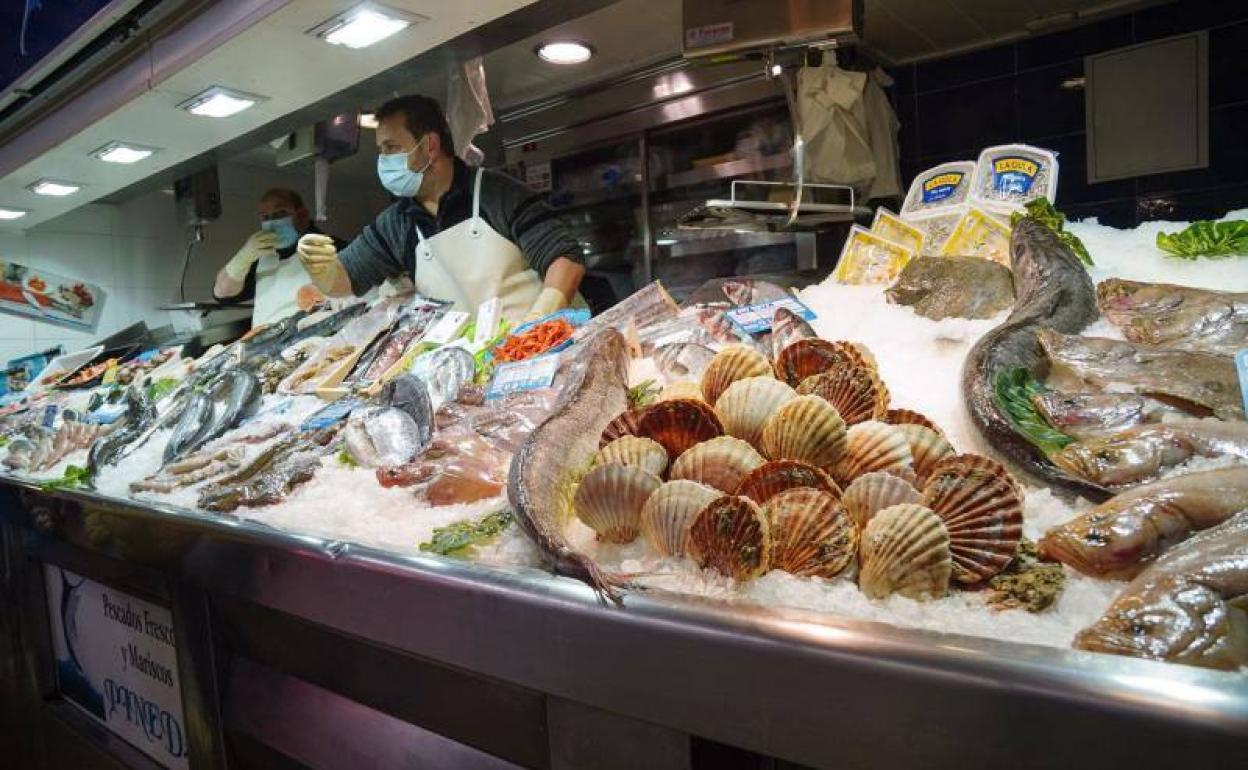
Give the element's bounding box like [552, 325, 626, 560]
[297, 233, 339, 280]
[522, 286, 568, 323]
[224, 230, 278, 280]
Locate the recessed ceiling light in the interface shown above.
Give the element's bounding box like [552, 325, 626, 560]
[0, 207, 28, 220]
[310, 4, 420, 49]
[91, 141, 160, 164]
[536, 41, 593, 65]
[28, 179, 82, 197]
[358, 113, 379, 129]
[655, 237, 678, 246]
[179, 86, 266, 118]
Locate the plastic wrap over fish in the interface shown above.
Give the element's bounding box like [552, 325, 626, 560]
[409, 346, 476, 408]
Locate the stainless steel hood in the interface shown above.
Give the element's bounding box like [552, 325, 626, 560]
[682, 0, 860, 58]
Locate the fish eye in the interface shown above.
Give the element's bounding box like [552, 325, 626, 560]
[1083, 529, 1108, 545]
[1095, 449, 1116, 461]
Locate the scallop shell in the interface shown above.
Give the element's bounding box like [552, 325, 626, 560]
[688, 495, 772, 581]
[796, 364, 889, 425]
[921, 454, 1024, 585]
[841, 471, 922, 530]
[600, 408, 645, 448]
[640, 480, 721, 557]
[634, 398, 723, 458]
[831, 420, 914, 487]
[670, 436, 765, 493]
[895, 424, 955, 485]
[885, 408, 943, 434]
[597, 435, 669, 477]
[700, 345, 773, 405]
[734, 459, 841, 505]
[759, 395, 848, 470]
[714, 376, 797, 447]
[658, 381, 704, 402]
[858, 503, 951, 600]
[774, 338, 872, 387]
[763, 488, 857, 578]
[572, 463, 662, 544]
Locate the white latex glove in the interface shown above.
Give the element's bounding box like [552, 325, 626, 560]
[224, 230, 278, 280]
[522, 286, 567, 323]
[296, 233, 339, 279]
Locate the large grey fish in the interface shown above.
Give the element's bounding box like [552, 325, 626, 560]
[1038, 465, 1248, 578]
[384, 374, 435, 449]
[1037, 329, 1243, 420]
[722, 278, 790, 306]
[1097, 277, 1248, 356]
[163, 391, 212, 464]
[885, 255, 1015, 320]
[343, 407, 423, 468]
[1051, 419, 1248, 489]
[961, 217, 1106, 500]
[190, 368, 262, 454]
[1030, 391, 1186, 441]
[654, 342, 716, 381]
[86, 387, 157, 479]
[409, 347, 475, 408]
[508, 329, 631, 602]
[1074, 510, 1248, 670]
[770, 307, 816, 359]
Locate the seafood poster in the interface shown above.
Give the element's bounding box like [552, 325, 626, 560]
[0, 260, 104, 329]
[44, 565, 189, 770]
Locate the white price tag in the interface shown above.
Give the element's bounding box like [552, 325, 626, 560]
[473, 298, 501, 349]
[422, 311, 470, 345]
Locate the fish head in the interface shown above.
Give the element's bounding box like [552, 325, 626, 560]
[1037, 506, 1155, 578]
[722, 279, 751, 306]
[1031, 392, 1145, 432]
[1075, 585, 1227, 665]
[1051, 437, 1162, 488]
[1096, 278, 1183, 315]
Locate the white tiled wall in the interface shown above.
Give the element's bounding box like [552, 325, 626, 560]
[0, 159, 389, 367]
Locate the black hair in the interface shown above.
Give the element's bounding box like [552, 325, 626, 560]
[375, 94, 455, 157]
[260, 188, 304, 209]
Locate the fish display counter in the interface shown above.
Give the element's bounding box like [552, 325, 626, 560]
[3, 154, 1248, 766]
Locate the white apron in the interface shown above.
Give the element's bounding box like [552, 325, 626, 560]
[252, 249, 309, 327]
[413, 168, 544, 323]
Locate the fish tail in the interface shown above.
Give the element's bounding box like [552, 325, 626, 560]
[556, 549, 629, 605]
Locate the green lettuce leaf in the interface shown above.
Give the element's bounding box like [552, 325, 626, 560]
[39, 464, 93, 492]
[1011, 198, 1093, 266]
[419, 509, 513, 556]
[1156, 220, 1248, 259]
[994, 368, 1074, 456]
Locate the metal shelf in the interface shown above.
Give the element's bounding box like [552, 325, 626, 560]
[661, 152, 792, 190]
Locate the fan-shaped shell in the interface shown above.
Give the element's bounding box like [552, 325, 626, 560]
[670, 436, 765, 493]
[796, 365, 889, 424]
[885, 408, 943, 434]
[921, 454, 1024, 585]
[700, 345, 773, 405]
[841, 471, 921, 530]
[688, 495, 772, 581]
[831, 420, 914, 487]
[774, 338, 872, 387]
[858, 503, 951, 600]
[734, 460, 841, 504]
[763, 488, 857, 578]
[572, 463, 662, 544]
[895, 424, 955, 485]
[640, 480, 720, 557]
[600, 408, 645, 448]
[658, 381, 704, 402]
[759, 395, 848, 469]
[714, 376, 797, 447]
[634, 398, 723, 458]
[597, 435, 669, 477]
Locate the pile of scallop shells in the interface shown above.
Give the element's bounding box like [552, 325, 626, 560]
[573, 338, 1026, 600]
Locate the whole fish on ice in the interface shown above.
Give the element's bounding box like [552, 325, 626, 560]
[1074, 511, 1248, 670]
[886, 255, 1015, 320]
[1096, 278, 1248, 356]
[769, 307, 816, 359]
[1038, 466, 1248, 578]
[1030, 391, 1186, 442]
[722, 278, 790, 306]
[343, 406, 423, 468]
[1051, 418, 1248, 489]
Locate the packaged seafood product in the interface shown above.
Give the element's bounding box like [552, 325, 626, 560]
[939, 207, 1013, 266]
[870, 208, 925, 254]
[900, 160, 976, 216]
[832, 226, 915, 285]
[905, 206, 967, 257]
[969, 144, 1059, 215]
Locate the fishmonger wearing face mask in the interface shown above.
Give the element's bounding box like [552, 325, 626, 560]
[213, 188, 348, 326]
[296, 95, 585, 324]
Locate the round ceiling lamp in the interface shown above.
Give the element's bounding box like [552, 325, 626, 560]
[536, 41, 594, 64]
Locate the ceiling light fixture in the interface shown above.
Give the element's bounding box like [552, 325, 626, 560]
[358, 113, 379, 129]
[179, 86, 266, 118]
[536, 41, 594, 65]
[28, 179, 81, 197]
[310, 3, 420, 49]
[0, 208, 28, 220]
[91, 141, 160, 164]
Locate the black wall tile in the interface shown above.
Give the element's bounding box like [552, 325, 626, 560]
[1041, 133, 1136, 205]
[896, 94, 919, 161]
[1133, 0, 1248, 43]
[917, 77, 1018, 156]
[1016, 60, 1086, 139]
[1017, 14, 1133, 70]
[916, 45, 1015, 93]
[1137, 183, 1248, 222]
[1136, 102, 1248, 193]
[892, 64, 916, 96]
[1210, 22, 1248, 106]
[1064, 199, 1138, 228]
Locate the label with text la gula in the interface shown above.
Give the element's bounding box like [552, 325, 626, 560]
[44, 565, 188, 770]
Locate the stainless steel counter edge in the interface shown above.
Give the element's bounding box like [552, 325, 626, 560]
[4, 477, 1245, 767]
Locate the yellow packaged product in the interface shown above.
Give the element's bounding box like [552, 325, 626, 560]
[870, 208, 925, 254]
[939, 207, 1012, 266]
[833, 225, 916, 285]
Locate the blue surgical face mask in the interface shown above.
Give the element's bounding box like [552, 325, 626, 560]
[377, 138, 432, 198]
[260, 215, 300, 249]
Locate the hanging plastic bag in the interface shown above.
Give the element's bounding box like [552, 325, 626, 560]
[796, 63, 876, 192]
[447, 56, 494, 166]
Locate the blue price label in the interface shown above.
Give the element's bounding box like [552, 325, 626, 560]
[1236, 349, 1248, 419]
[486, 356, 559, 400]
[725, 296, 817, 336]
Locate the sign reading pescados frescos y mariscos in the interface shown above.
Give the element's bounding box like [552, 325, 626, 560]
[45, 565, 189, 769]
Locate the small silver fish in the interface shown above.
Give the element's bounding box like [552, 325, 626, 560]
[344, 406, 423, 468]
[654, 343, 716, 381]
